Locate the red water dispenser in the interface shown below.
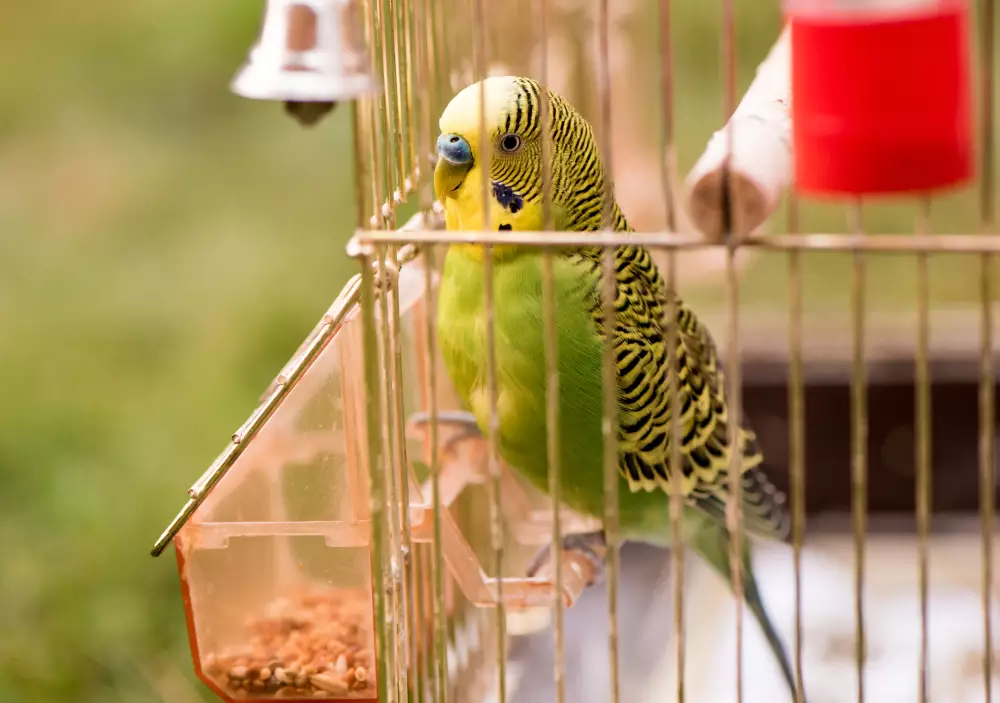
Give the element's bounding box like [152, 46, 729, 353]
[786, 0, 973, 196]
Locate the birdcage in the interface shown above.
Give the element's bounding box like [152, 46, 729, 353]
[151, 0, 1000, 701]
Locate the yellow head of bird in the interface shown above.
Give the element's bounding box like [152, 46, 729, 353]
[433, 75, 609, 235]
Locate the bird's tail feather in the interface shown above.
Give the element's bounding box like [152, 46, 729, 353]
[743, 564, 800, 701]
[691, 518, 803, 702]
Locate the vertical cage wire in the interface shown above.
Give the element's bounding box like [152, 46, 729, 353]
[719, 0, 745, 699]
[374, 242, 403, 703]
[534, 1, 567, 702]
[401, 0, 417, 191]
[413, 541, 429, 701]
[848, 200, 868, 703]
[432, 0, 448, 123]
[362, 0, 385, 227]
[386, 0, 400, 199]
[408, 3, 432, 694]
[400, 8, 434, 683]
[658, 0, 677, 237]
[978, 0, 997, 696]
[785, 72, 806, 703]
[418, 3, 448, 700]
[468, 0, 492, 688]
[375, 245, 397, 700]
[538, 0, 554, 236]
[352, 100, 372, 242]
[417, 0, 436, 212]
[366, 93, 384, 227]
[482, 202, 508, 703]
[982, 0, 996, 231]
[980, 249, 995, 703]
[358, 250, 393, 703]
[599, 245, 622, 703]
[664, 251, 685, 703]
[383, 0, 404, 215]
[419, 239, 449, 703]
[473, 0, 490, 234]
[377, 0, 402, 206]
[786, 205, 806, 703]
[781, 18, 806, 700]
[541, 247, 565, 703]
[914, 198, 932, 703]
[386, 242, 418, 702]
[388, 0, 409, 196]
[723, 254, 746, 703]
[374, 0, 395, 225]
[654, 2, 687, 700]
[596, 1, 622, 701]
[409, 542, 426, 702]
[469, 1, 508, 700]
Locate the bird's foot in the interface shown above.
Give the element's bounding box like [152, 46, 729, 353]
[525, 530, 607, 588]
[407, 410, 483, 460]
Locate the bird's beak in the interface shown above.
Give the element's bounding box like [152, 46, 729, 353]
[434, 133, 474, 201]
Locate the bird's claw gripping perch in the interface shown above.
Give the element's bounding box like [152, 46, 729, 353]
[525, 530, 607, 588]
[406, 410, 484, 460]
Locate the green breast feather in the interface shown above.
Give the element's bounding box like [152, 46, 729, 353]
[437, 243, 790, 544]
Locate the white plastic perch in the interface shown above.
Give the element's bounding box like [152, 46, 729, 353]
[684, 25, 793, 241]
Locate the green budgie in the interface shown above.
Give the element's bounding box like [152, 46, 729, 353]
[418, 75, 801, 699]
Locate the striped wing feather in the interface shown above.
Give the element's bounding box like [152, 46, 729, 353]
[571, 244, 790, 543]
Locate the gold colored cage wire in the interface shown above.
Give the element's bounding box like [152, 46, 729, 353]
[155, 0, 998, 701]
[348, 0, 998, 700]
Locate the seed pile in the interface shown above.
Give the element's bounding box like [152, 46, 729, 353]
[203, 587, 375, 699]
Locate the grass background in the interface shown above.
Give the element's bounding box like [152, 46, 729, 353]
[0, 0, 996, 701]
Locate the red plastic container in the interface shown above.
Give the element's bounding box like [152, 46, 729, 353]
[786, 0, 973, 196]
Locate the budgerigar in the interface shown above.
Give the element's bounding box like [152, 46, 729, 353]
[424, 75, 801, 698]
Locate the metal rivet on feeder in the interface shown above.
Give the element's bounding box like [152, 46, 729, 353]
[231, 0, 378, 126]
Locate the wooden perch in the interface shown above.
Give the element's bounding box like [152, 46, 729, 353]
[685, 25, 793, 241]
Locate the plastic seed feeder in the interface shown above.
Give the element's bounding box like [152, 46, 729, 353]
[168, 284, 380, 702]
[787, 0, 973, 196]
[152, 235, 603, 702]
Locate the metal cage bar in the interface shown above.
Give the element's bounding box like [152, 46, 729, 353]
[718, 0, 747, 700]
[359, 251, 394, 703]
[653, 5, 690, 702]
[595, 3, 623, 702]
[420, 242, 450, 703]
[849, 200, 868, 703]
[533, 2, 568, 702]
[978, 0, 997, 700]
[787, 213, 806, 703]
[351, 229, 1000, 251]
[914, 198, 933, 703]
[468, 2, 510, 697]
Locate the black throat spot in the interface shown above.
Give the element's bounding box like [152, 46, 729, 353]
[491, 181, 524, 215]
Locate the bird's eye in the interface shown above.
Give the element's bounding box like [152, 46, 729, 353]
[500, 134, 521, 153]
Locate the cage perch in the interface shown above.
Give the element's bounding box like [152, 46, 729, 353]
[685, 24, 793, 241]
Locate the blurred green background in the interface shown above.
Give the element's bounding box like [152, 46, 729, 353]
[0, 0, 995, 701]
